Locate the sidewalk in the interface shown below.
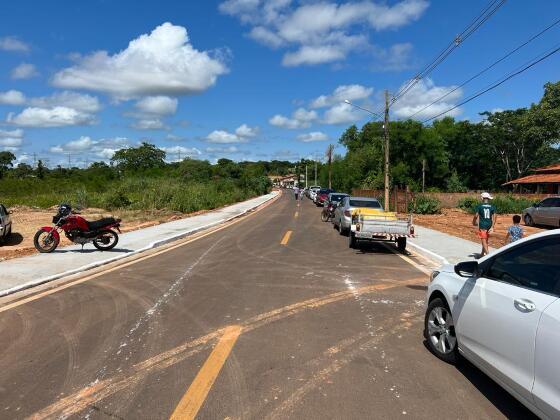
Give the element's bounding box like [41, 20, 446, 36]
[0, 192, 278, 296]
[409, 225, 486, 266]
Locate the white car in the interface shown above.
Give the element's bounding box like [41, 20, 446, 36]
[309, 186, 321, 201]
[425, 230, 560, 419]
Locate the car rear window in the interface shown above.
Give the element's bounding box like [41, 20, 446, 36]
[330, 195, 346, 202]
[349, 200, 381, 208]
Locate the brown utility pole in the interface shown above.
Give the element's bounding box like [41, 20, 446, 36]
[383, 90, 390, 211]
[422, 158, 426, 193]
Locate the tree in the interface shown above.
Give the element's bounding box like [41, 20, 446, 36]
[111, 142, 166, 170]
[0, 151, 16, 178]
[36, 159, 45, 179]
[179, 158, 212, 182]
[13, 163, 34, 179]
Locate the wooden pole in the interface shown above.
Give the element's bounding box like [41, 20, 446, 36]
[384, 90, 390, 212]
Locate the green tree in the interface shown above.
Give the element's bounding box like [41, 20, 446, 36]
[179, 158, 212, 182]
[111, 142, 166, 170]
[14, 163, 34, 179]
[36, 159, 45, 179]
[0, 151, 16, 178]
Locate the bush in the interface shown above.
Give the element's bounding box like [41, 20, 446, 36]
[409, 194, 441, 214]
[458, 195, 533, 214]
[102, 188, 131, 210]
[446, 171, 468, 192]
[457, 196, 479, 213]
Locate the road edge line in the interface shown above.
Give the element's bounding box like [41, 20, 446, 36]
[407, 241, 449, 266]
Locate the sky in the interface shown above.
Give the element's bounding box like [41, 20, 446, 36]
[1, 0, 560, 168]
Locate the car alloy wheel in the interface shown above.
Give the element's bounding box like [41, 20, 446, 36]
[425, 298, 458, 363]
[524, 214, 534, 227]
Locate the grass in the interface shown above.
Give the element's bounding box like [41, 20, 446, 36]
[0, 176, 271, 213]
[457, 194, 534, 214]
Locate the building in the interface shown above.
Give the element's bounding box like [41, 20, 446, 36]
[503, 163, 560, 194]
[268, 174, 296, 188]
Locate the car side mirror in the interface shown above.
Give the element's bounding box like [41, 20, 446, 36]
[454, 261, 479, 278]
[8, 210, 13, 214]
[532, 202, 539, 208]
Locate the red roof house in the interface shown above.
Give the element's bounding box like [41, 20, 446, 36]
[503, 163, 560, 194]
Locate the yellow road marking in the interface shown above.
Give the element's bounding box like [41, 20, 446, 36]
[0, 192, 282, 313]
[280, 230, 292, 245]
[29, 278, 424, 419]
[294, 211, 299, 218]
[382, 243, 432, 276]
[169, 325, 242, 420]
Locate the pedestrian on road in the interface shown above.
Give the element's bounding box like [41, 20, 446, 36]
[473, 192, 497, 258]
[294, 185, 299, 200]
[504, 214, 524, 244]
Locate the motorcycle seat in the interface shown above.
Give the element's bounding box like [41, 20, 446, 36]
[88, 217, 119, 231]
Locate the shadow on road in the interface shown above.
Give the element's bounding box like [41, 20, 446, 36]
[1, 233, 24, 246]
[422, 341, 538, 419]
[406, 284, 428, 291]
[52, 248, 134, 254]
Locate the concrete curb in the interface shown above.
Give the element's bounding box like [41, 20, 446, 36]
[407, 241, 449, 267]
[0, 192, 279, 297]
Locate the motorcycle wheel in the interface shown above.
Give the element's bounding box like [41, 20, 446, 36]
[33, 229, 59, 253]
[93, 230, 119, 251]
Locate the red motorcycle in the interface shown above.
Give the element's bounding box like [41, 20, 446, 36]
[34, 204, 122, 253]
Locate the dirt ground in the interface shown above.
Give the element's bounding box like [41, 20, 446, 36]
[0, 206, 196, 261]
[414, 208, 546, 250]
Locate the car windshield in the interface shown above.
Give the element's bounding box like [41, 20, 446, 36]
[330, 195, 346, 202]
[349, 200, 381, 208]
[319, 189, 334, 194]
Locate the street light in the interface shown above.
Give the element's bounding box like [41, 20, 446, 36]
[344, 94, 391, 212]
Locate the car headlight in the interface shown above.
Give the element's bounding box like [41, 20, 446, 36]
[430, 270, 440, 283]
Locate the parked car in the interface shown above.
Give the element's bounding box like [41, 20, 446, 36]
[308, 185, 321, 199]
[314, 188, 335, 206]
[321, 193, 349, 222]
[425, 230, 560, 419]
[523, 196, 560, 227]
[333, 197, 382, 235]
[0, 204, 13, 244]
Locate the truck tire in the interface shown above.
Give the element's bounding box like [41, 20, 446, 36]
[349, 232, 357, 249]
[397, 237, 407, 252]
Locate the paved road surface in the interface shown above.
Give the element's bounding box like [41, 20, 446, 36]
[0, 192, 535, 419]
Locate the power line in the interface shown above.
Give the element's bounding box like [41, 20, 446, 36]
[421, 43, 560, 124]
[404, 16, 560, 120]
[390, 0, 506, 107]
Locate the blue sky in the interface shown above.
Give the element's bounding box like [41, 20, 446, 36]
[1, 0, 560, 167]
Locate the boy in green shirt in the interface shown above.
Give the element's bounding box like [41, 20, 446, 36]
[473, 192, 497, 258]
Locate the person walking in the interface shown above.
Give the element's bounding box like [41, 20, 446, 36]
[473, 192, 497, 258]
[504, 215, 524, 244]
[293, 185, 299, 200]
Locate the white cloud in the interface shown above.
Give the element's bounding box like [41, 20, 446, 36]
[322, 102, 363, 125]
[297, 131, 329, 142]
[52, 22, 228, 99]
[371, 43, 414, 71]
[7, 106, 95, 127]
[29, 91, 101, 113]
[391, 78, 463, 120]
[220, 0, 428, 67]
[131, 118, 168, 130]
[206, 130, 243, 144]
[0, 90, 26, 105]
[0, 128, 24, 149]
[11, 63, 39, 80]
[311, 84, 373, 108]
[235, 123, 259, 138]
[161, 146, 202, 159]
[269, 107, 318, 129]
[206, 124, 258, 143]
[49, 136, 130, 158]
[0, 36, 30, 52]
[135, 96, 178, 116]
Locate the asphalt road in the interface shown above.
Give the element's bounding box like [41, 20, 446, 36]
[0, 192, 536, 419]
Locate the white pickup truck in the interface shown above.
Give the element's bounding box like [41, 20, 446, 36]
[349, 207, 415, 251]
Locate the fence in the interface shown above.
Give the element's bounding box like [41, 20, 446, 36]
[352, 189, 554, 211]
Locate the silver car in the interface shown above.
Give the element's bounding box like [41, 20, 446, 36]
[523, 196, 560, 227]
[426, 229, 560, 418]
[0, 203, 12, 244]
[333, 196, 382, 235]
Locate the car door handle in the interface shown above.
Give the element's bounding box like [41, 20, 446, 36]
[514, 298, 536, 312]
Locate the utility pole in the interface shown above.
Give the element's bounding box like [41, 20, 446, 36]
[383, 90, 390, 212]
[314, 158, 317, 186]
[422, 158, 426, 193]
[326, 144, 334, 189]
[305, 164, 308, 189]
